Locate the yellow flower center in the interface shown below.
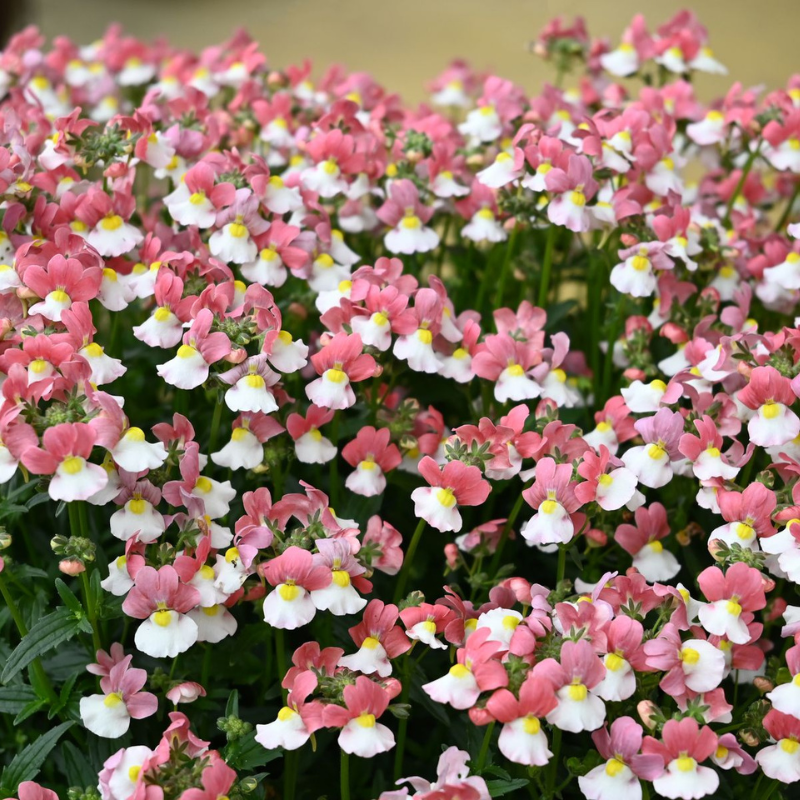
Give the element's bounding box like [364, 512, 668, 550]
[225, 547, 240, 563]
[325, 368, 347, 384]
[331, 569, 351, 588]
[356, 713, 376, 728]
[279, 582, 301, 601]
[676, 756, 696, 772]
[153, 609, 173, 627]
[128, 765, 141, 782]
[598, 473, 614, 487]
[417, 328, 433, 345]
[606, 652, 625, 672]
[363, 636, 381, 650]
[322, 159, 339, 175]
[202, 605, 220, 617]
[124, 427, 145, 442]
[401, 214, 422, 229]
[177, 344, 197, 359]
[245, 374, 266, 389]
[726, 599, 742, 616]
[568, 682, 587, 701]
[372, 311, 389, 327]
[309, 428, 323, 442]
[631, 255, 650, 272]
[449, 663, 471, 679]
[278, 330, 293, 344]
[229, 222, 248, 239]
[189, 191, 207, 205]
[101, 214, 123, 231]
[647, 443, 666, 460]
[605, 757, 625, 777]
[420, 619, 437, 634]
[680, 647, 700, 665]
[103, 692, 124, 708]
[523, 716, 541, 735]
[570, 190, 586, 207]
[506, 363, 525, 377]
[50, 289, 70, 304]
[61, 456, 84, 475]
[200, 565, 215, 579]
[540, 499, 560, 515]
[278, 706, 297, 721]
[231, 427, 250, 442]
[782, 739, 800, 754]
[761, 402, 781, 420]
[596, 421, 612, 432]
[436, 487, 457, 507]
[195, 476, 212, 493]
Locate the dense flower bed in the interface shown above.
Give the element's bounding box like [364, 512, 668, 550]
[1, 9, 800, 800]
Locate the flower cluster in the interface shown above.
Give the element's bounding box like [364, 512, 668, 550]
[1, 9, 800, 800]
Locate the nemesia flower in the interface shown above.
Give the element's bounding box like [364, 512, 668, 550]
[306, 332, 377, 409]
[411, 456, 491, 533]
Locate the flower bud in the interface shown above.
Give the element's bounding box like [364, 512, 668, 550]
[753, 676, 774, 694]
[637, 699, 659, 730]
[59, 558, 85, 576]
[585, 527, 608, 547]
[223, 347, 248, 364]
[287, 302, 308, 320]
[707, 538, 726, 562]
[0, 531, 11, 550]
[660, 322, 688, 344]
[535, 397, 558, 419]
[623, 367, 647, 382]
[444, 543, 459, 569]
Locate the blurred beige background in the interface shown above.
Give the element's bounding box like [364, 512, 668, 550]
[21, 0, 800, 101]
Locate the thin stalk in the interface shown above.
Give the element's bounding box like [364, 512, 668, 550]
[0, 570, 58, 703]
[80, 571, 102, 655]
[776, 180, 800, 232]
[393, 653, 412, 780]
[207, 391, 224, 456]
[724, 140, 761, 226]
[556, 544, 567, 585]
[488, 485, 529, 575]
[284, 749, 298, 800]
[476, 720, 495, 772]
[393, 518, 426, 604]
[340, 749, 351, 800]
[275, 627, 288, 700]
[493, 224, 520, 310]
[538, 226, 557, 308]
[546, 727, 562, 797]
[328, 412, 341, 509]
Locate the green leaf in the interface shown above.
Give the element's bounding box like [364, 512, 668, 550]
[0, 685, 36, 714]
[1, 607, 83, 684]
[486, 778, 530, 797]
[55, 578, 84, 615]
[0, 720, 73, 793]
[13, 698, 47, 725]
[226, 731, 283, 771]
[62, 741, 98, 788]
[225, 688, 239, 718]
[48, 671, 80, 719]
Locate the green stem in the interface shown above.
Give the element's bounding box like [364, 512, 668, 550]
[476, 720, 495, 772]
[284, 749, 298, 800]
[393, 653, 412, 780]
[546, 727, 562, 797]
[207, 391, 224, 456]
[488, 484, 529, 575]
[80, 570, 102, 655]
[724, 140, 761, 226]
[556, 543, 567, 585]
[393, 518, 426, 604]
[340, 748, 351, 800]
[0, 570, 58, 704]
[776, 180, 800, 232]
[493, 224, 520, 310]
[538, 226, 557, 308]
[328, 412, 340, 509]
[275, 627, 288, 700]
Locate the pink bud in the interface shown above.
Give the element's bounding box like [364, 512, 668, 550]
[59, 559, 85, 576]
[585, 527, 608, 547]
[623, 367, 647, 382]
[637, 699, 659, 730]
[503, 577, 533, 604]
[535, 397, 558, 418]
[660, 322, 688, 344]
[620, 233, 639, 247]
[468, 706, 494, 725]
[288, 302, 308, 320]
[707, 538, 726, 562]
[768, 597, 788, 621]
[444, 543, 459, 569]
[223, 347, 248, 365]
[244, 583, 267, 602]
[166, 681, 207, 705]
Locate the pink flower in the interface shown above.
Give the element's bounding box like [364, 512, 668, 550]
[521, 457, 585, 546]
[255, 670, 324, 751]
[306, 332, 377, 409]
[323, 676, 395, 757]
[342, 426, 401, 497]
[545, 155, 598, 232]
[361, 515, 404, 575]
[579, 716, 664, 799]
[156, 309, 232, 390]
[262, 546, 332, 630]
[6, 783, 59, 800]
[575, 445, 638, 511]
[697, 562, 766, 644]
[340, 599, 412, 676]
[377, 179, 438, 254]
[166, 681, 206, 705]
[485, 674, 557, 766]
[80, 652, 158, 738]
[180, 759, 236, 800]
[621, 408, 685, 489]
[20, 422, 108, 502]
[642, 718, 719, 799]
[534, 640, 607, 733]
[23, 254, 102, 322]
[678, 415, 742, 481]
[422, 627, 507, 710]
[737, 366, 800, 447]
[756, 710, 800, 783]
[615, 503, 680, 581]
[411, 456, 491, 533]
[121, 565, 201, 658]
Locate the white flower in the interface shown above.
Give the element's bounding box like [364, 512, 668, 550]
[310, 570, 366, 616]
[188, 603, 238, 643]
[546, 684, 606, 733]
[338, 715, 395, 757]
[134, 610, 198, 658]
[256, 707, 311, 751]
[423, 664, 480, 710]
[652, 758, 719, 800]
[263, 583, 316, 629]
